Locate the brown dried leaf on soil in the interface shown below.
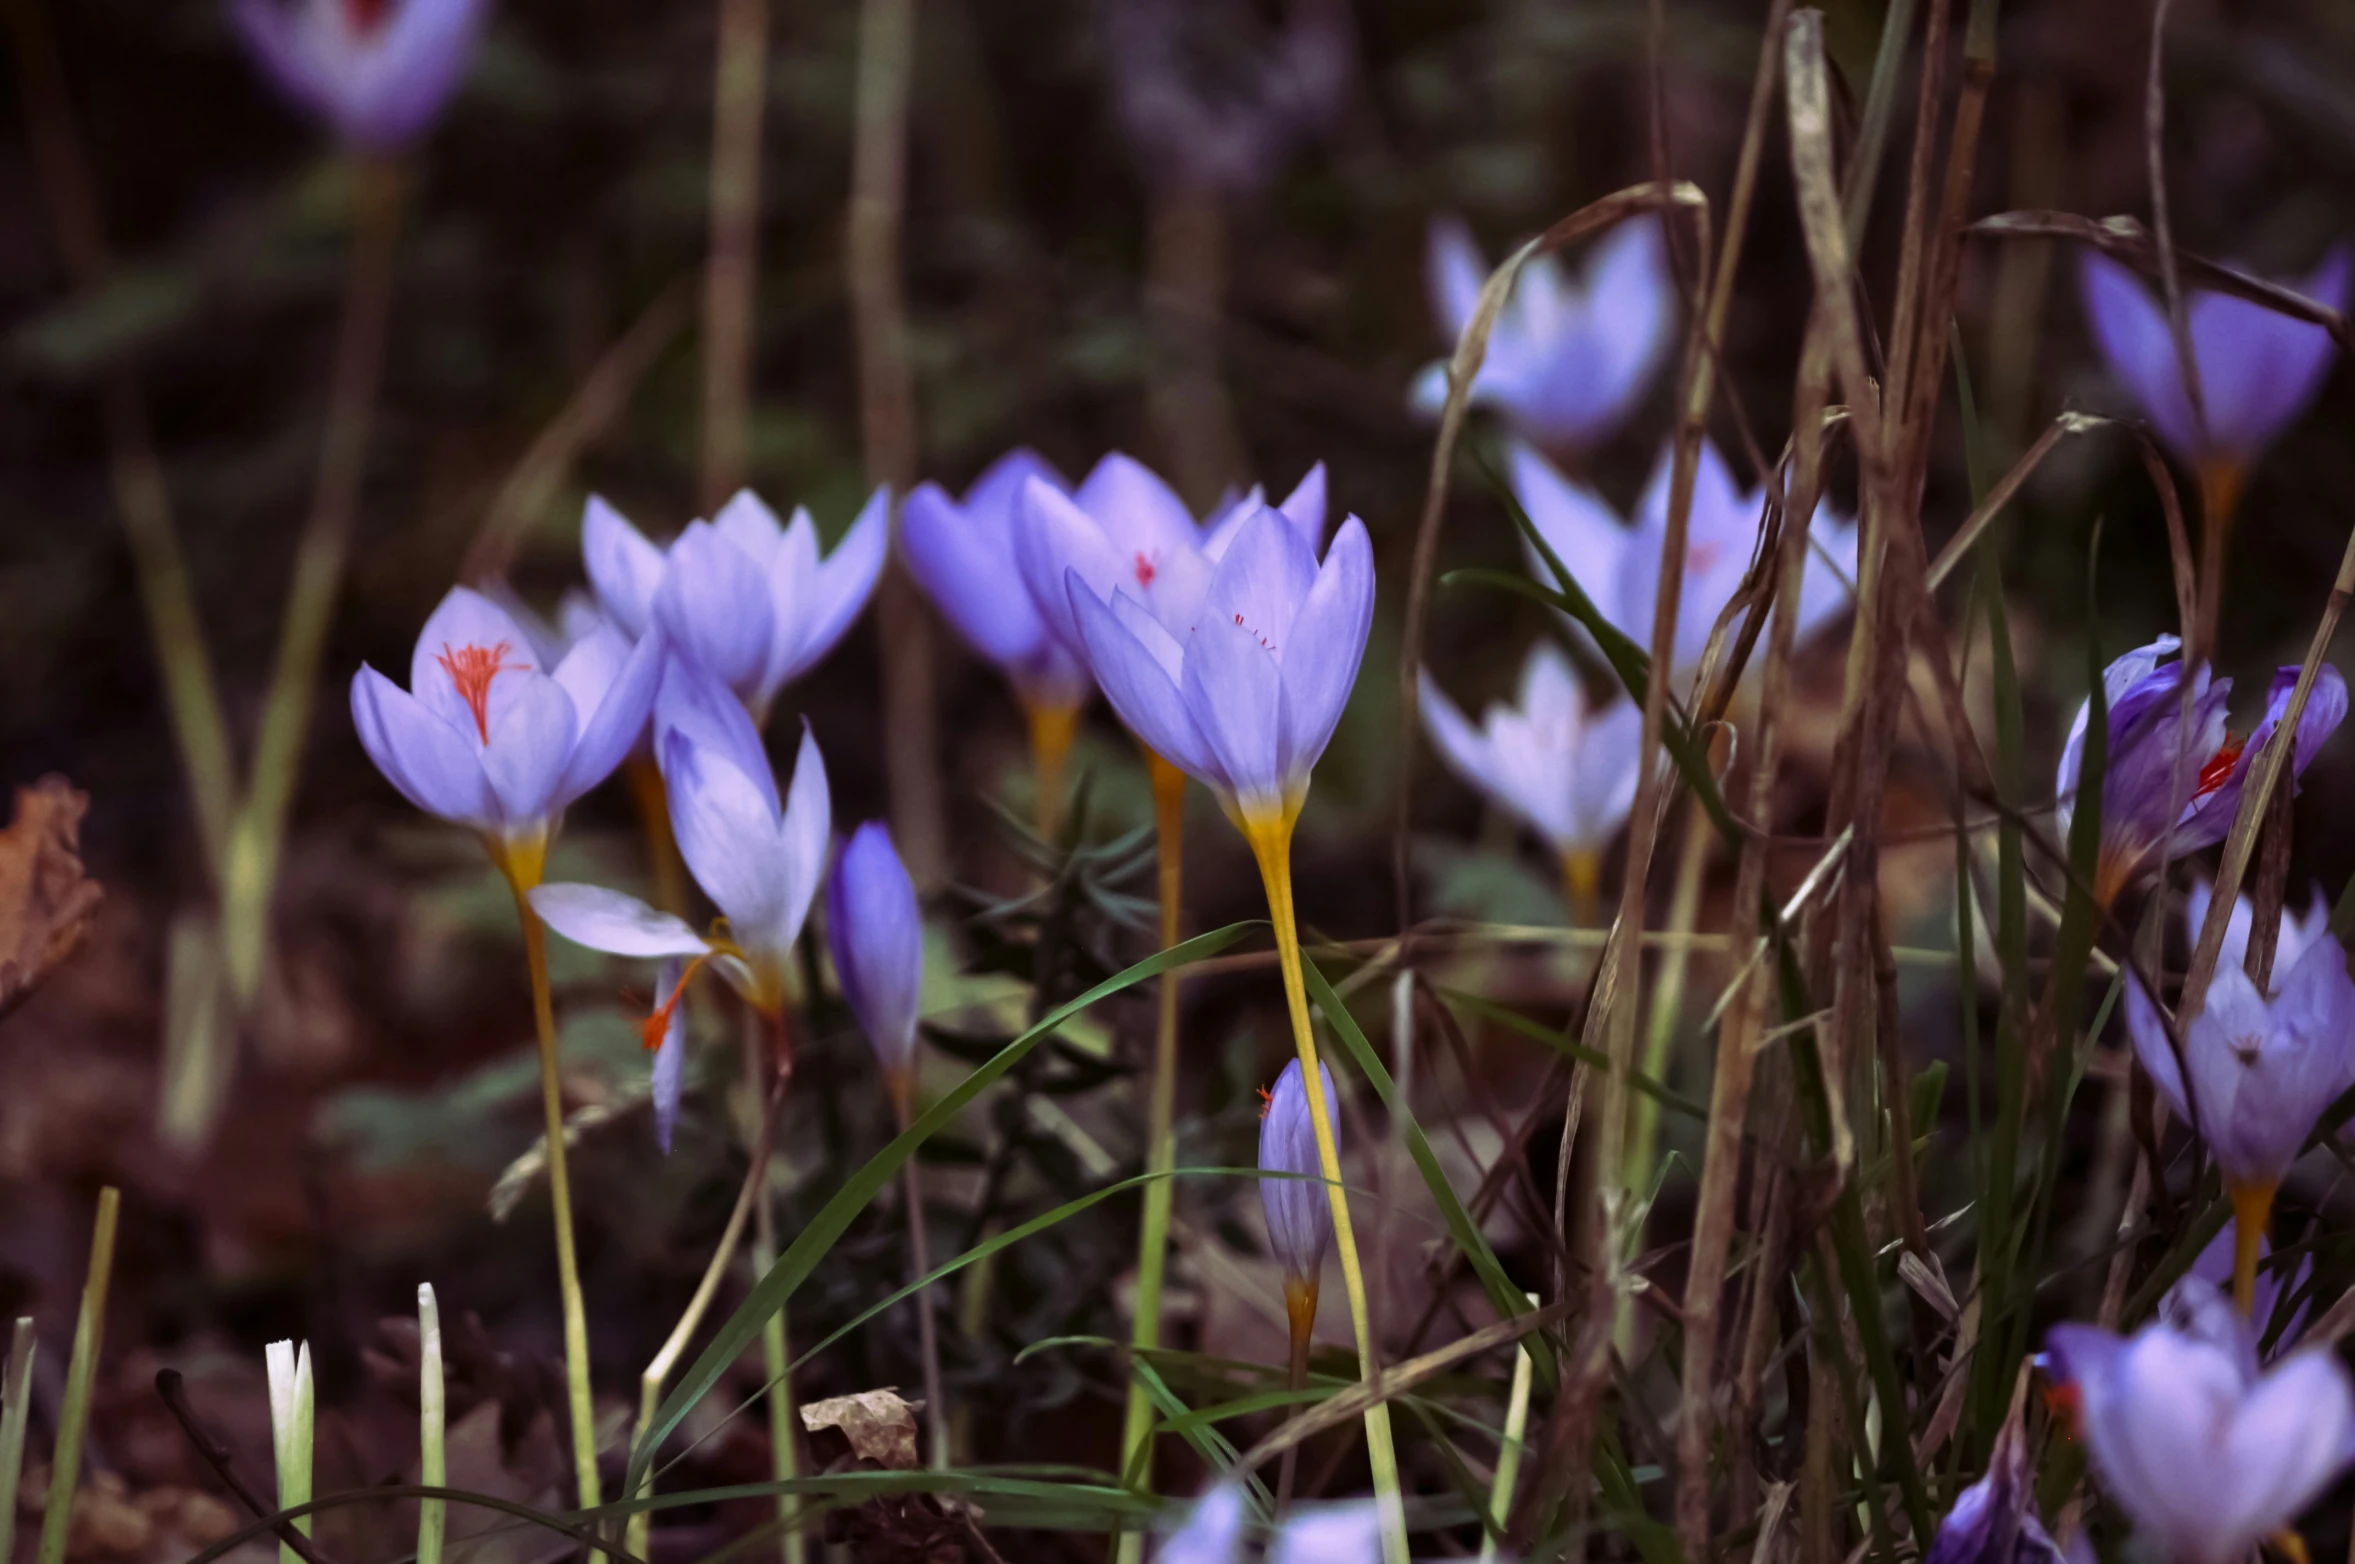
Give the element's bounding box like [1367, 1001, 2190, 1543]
[0, 777, 103, 1020]
[798, 1387, 922, 1472]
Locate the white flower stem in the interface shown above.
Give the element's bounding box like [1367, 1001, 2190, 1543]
[417, 1286, 445, 1564]
[266, 1340, 314, 1564]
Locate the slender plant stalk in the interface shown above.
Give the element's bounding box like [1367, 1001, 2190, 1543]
[1273, 1280, 1317, 1520]
[2231, 1181, 2273, 1318]
[623, 758, 690, 918]
[1114, 753, 1188, 1554]
[1241, 811, 1411, 1564]
[2196, 460, 2245, 663]
[1625, 796, 1712, 1231]
[896, 1095, 952, 1470]
[1027, 701, 1083, 842]
[491, 837, 602, 1510]
[747, 1009, 803, 1564]
[700, 0, 769, 511]
[1562, 850, 1601, 929]
[265, 1341, 314, 1564]
[418, 1286, 446, 1564]
[627, 1066, 786, 1557]
[1478, 1295, 1537, 1564]
[222, 156, 408, 1008]
[34, 1186, 118, 1564]
[1, 1317, 35, 1564]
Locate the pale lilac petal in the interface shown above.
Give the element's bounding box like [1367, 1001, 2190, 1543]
[1073, 581, 1216, 781]
[712, 489, 786, 569]
[1275, 462, 1328, 550]
[2220, 1351, 2355, 1544]
[411, 586, 536, 740]
[655, 521, 775, 700]
[1275, 517, 1374, 786]
[1018, 477, 1129, 657]
[1270, 1503, 1384, 1564]
[654, 656, 780, 817]
[827, 822, 925, 1083]
[901, 480, 1043, 669]
[1258, 1058, 1339, 1283]
[582, 494, 668, 641]
[1202, 507, 1319, 661]
[1512, 443, 1628, 633]
[1160, 1483, 1246, 1564]
[1076, 451, 1199, 562]
[351, 664, 495, 828]
[553, 623, 662, 808]
[764, 724, 833, 959]
[337, 0, 484, 148]
[766, 485, 889, 700]
[480, 674, 577, 824]
[1569, 697, 1645, 850]
[1417, 669, 1515, 828]
[962, 447, 1067, 520]
[1426, 215, 1487, 339]
[662, 725, 787, 940]
[651, 956, 687, 1155]
[1181, 596, 1288, 814]
[2122, 974, 2194, 1129]
[529, 883, 709, 958]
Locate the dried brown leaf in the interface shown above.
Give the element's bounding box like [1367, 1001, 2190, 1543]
[800, 1388, 922, 1472]
[0, 776, 103, 1020]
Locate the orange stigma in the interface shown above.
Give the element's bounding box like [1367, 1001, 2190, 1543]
[436, 641, 529, 742]
[2196, 733, 2246, 797]
[1257, 1083, 1274, 1120]
[637, 953, 712, 1050]
[2039, 1378, 2083, 1441]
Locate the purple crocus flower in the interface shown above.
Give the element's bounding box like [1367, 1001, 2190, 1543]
[1058, 498, 1372, 827]
[1418, 642, 1642, 908]
[2079, 250, 2350, 484]
[2043, 1308, 2355, 1564]
[2121, 933, 2355, 1199]
[2184, 879, 2335, 997]
[231, 0, 486, 150]
[1924, 1410, 2071, 1564]
[1157, 1481, 1245, 1564]
[2175, 1228, 2313, 1353]
[901, 450, 1092, 714]
[827, 822, 926, 1113]
[350, 585, 661, 847]
[1267, 1503, 1384, 1564]
[1412, 217, 1676, 452]
[2054, 636, 2348, 904]
[581, 487, 890, 723]
[1014, 452, 1326, 677]
[1259, 1058, 1339, 1295]
[531, 661, 832, 1017]
[1512, 438, 1858, 683]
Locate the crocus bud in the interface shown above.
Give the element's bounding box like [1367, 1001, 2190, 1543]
[1258, 1059, 1339, 1297]
[1924, 1400, 2071, 1564]
[828, 823, 924, 1112]
[649, 956, 686, 1155]
[231, 0, 487, 151]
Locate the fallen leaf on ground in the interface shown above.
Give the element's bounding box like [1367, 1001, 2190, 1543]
[0, 776, 102, 1019]
[799, 1387, 922, 1471]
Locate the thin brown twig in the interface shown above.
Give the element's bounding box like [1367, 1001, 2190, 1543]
[154, 1370, 336, 1564]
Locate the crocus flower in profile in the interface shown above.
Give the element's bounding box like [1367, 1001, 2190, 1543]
[1418, 642, 1642, 922]
[902, 450, 1092, 715]
[1412, 216, 1676, 452]
[2079, 250, 2350, 501]
[2054, 635, 2348, 905]
[2043, 1307, 2355, 1564]
[1063, 501, 1373, 830]
[231, 0, 486, 150]
[1924, 1403, 2071, 1564]
[1513, 438, 1858, 683]
[2185, 879, 2334, 996]
[531, 662, 832, 1017]
[2174, 1229, 2312, 1353]
[583, 487, 890, 724]
[2122, 928, 2355, 1308]
[1014, 452, 1327, 676]
[1260, 1058, 1339, 1308]
[827, 822, 926, 1117]
[351, 586, 662, 857]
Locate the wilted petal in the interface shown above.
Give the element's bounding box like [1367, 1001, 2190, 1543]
[1259, 1058, 1339, 1283]
[352, 664, 494, 828]
[827, 823, 925, 1084]
[583, 494, 668, 641]
[530, 883, 710, 958]
[655, 521, 776, 700]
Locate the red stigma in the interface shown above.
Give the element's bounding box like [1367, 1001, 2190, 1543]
[2040, 1379, 2083, 1441]
[435, 641, 529, 743]
[637, 954, 712, 1051]
[344, 0, 391, 34]
[1257, 1084, 1274, 1121]
[1133, 551, 1158, 588]
[2196, 733, 2246, 797]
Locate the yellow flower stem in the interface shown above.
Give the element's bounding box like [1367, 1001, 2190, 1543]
[490, 833, 602, 1511]
[2230, 1178, 2275, 1319]
[1562, 848, 1602, 930]
[1114, 753, 1188, 1556]
[622, 756, 690, 918]
[1243, 808, 1411, 1564]
[1025, 699, 1082, 842]
[2195, 457, 2245, 662]
[1274, 1277, 1318, 1521]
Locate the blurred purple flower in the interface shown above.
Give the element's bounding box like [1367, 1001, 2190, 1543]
[901, 450, 1091, 712]
[1061, 497, 1372, 825]
[582, 487, 890, 723]
[2185, 879, 2335, 997]
[1104, 0, 1350, 196]
[2054, 636, 2347, 902]
[1157, 1481, 1244, 1564]
[2177, 1227, 2313, 1352]
[2043, 1306, 2355, 1564]
[828, 822, 925, 1108]
[350, 585, 660, 841]
[1513, 438, 1857, 682]
[1924, 1408, 2072, 1564]
[1014, 452, 1326, 678]
[1267, 1502, 1383, 1564]
[2122, 933, 2355, 1196]
[1419, 642, 1642, 868]
[231, 0, 486, 150]
[1258, 1057, 1338, 1289]
[2079, 250, 2350, 474]
[530, 662, 832, 1016]
[1413, 217, 1677, 452]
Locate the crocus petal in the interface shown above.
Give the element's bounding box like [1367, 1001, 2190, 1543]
[2122, 973, 2194, 1130]
[411, 585, 537, 741]
[530, 883, 710, 958]
[479, 674, 578, 825]
[654, 655, 780, 818]
[651, 955, 687, 1155]
[1160, 1483, 1246, 1564]
[1270, 1503, 1385, 1564]
[582, 494, 667, 641]
[1018, 477, 1130, 657]
[2188, 251, 2349, 461]
[763, 724, 833, 959]
[1275, 517, 1375, 789]
[553, 623, 663, 809]
[712, 488, 786, 568]
[340, 0, 484, 147]
[1513, 442, 1628, 631]
[1072, 581, 1217, 782]
[1418, 669, 1518, 833]
[2218, 1350, 2355, 1548]
[1181, 593, 1288, 815]
[1275, 462, 1329, 550]
[1426, 215, 1487, 339]
[1201, 506, 1319, 662]
[662, 725, 787, 941]
[351, 664, 495, 828]
[1076, 451, 1200, 563]
[1570, 697, 1646, 850]
[902, 480, 1043, 669]
[827, 822, 925, 1083]
[2080, 252, 2203, 461]
[1258, 1058, 1339, 1283]
[655, 521, 776, 700]
[765, 485, 890, 701]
